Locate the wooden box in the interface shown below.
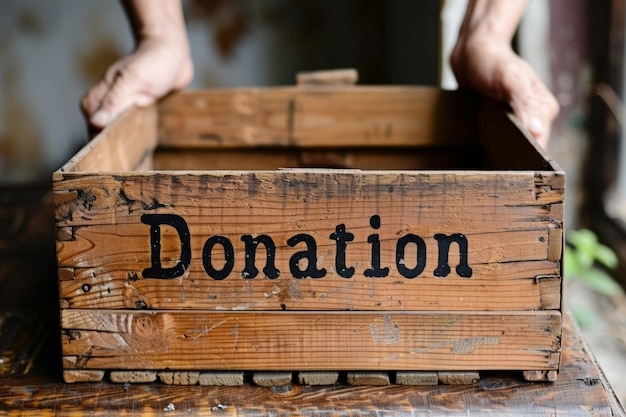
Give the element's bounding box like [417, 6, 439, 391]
[54, 82, 564, 385]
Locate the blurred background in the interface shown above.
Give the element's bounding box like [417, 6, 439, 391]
[0, 0, 625, 405]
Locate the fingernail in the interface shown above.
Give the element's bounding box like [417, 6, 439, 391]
[90, 110, 110, 128]
[528, 116, 545, 136]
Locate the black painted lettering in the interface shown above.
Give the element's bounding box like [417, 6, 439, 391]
[287, 234, 326, 279]
[433, 233, 473, 278]
[240, 234, 280, 279]
[202, 236, 235, 280]
[365, 215, 389, 278]
[329, 224, 354, 278]
[396, 234, 427, 278]
[141, 214, 191, 279]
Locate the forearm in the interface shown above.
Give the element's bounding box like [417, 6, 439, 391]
[457, 0, 529, 43]
[121, 0, 187, 44]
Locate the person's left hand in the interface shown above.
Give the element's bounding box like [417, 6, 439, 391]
[81, 36, 193, 132]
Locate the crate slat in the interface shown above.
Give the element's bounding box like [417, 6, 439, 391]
[61, 310, 561, 372]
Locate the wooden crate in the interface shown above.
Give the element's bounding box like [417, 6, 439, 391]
[53, 81, 564, 385]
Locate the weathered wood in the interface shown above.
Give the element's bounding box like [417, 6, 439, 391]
[0, 312, 621, 416]
[475, 98, 560, 171]
[63, 369, 105, 383]
[199, 371, 244, 386]
[296, 68, 359, 86]
[347, 372, 390, 386]
[60, 310, 561, 371]
[157, 87, 478, 148]
[438, 371, 480, 385]
[54, 105, 157, 179]
[253, 372, 292, 387]
[158, 371, 200, 385]
[152, 147, 484, 171]
[52, 86, 565, 379]
[395, 371, 439, 385]
[298, 371, 339, 385]
[54, 170, 562, 312]
[110, 370, 157, 383]
[523, 370, 558, 382]
[58, 260, 560, 311]
[10, 187, 624, 414]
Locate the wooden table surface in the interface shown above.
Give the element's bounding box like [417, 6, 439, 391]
[1, 185, 624, 416]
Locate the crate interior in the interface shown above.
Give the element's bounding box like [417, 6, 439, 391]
[58, 87, 557, 175]
[150, 87, 555, 173]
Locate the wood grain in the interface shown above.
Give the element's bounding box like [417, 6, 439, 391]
[54, 105, 157, 179]
[347, 372, 390, 386]
[298, 371, 339, 385]
[396, 371, 439, 385]
[0, 313, 619, 416]
[54, 170, 562, 311]
[60, 310, 561, 371]
[157, 87, 477, 148]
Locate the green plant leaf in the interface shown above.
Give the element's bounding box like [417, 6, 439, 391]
[594, 244, 618, 269]
[563, 246, 580, 278]
[577, 267, 623, 296]
[570, 306, 601, 328]
[569, 229, 598, 253]
[575, 248, 595, 270]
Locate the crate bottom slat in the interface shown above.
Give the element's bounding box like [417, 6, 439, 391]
[62, 369, 559, 385]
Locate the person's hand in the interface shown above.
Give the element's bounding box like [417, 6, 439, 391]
[81, 37, 193, 132]
[451, 0, 559, 149]
[80, 0, 192, 133]
[451, 37, 558, 148]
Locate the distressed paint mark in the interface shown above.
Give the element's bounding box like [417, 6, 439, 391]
[412, 336, 500, 355]
[382, 315, 402, 345]
[369, 315, 402, 346]
[288, 280, 300, 300]
[369, 324, 380, 345]
[184, 318, 233, 339]
[232, 323, 239, 352]
[444, 315, 463, 327]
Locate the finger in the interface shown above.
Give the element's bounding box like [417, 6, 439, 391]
[503, 67, 558, 148]
[80, 80, 111, 121]
[89, 70, 155, 129]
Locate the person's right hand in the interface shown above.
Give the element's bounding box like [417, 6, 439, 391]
[451, 0, 559, 149]
[451, 36, 558, 148]
[81, 37, 193, 132]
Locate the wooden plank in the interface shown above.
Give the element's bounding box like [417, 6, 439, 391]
[253, 372, 292, 387]
[54, 169, 563, 311]
[60, 310, 561, 371]
[395, 371, 438, 385]
[152, 147, 485, 171]
[475, 98, 560, 171]
[54, 106, 157, 178]
[110, 370, 157, 383]
[53, 171, 562, 228]
[63, 369, 105, 383]
[438, 371, 480, 385]
[158, 371, 200, 385]
[296, 68, 358, 86]
[298, 372, 339, 385]
[523, 370, 558, 382]
[347, 372, 390, 386]
[58, 262, 560, 311]
[199, 371, 244, 386]
[156, 87, 478, 148]
[0, 314, 619, 416]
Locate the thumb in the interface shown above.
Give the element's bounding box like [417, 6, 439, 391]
[89, 71, 156, 129]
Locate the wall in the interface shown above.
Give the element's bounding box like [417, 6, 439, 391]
[0, 0, 440, 183]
